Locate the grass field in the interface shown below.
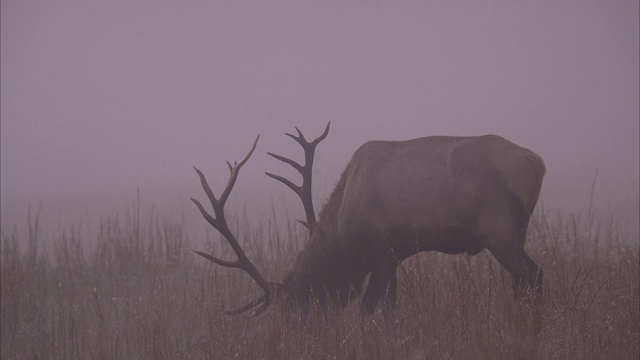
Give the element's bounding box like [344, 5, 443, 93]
[1, 201, 638, 360]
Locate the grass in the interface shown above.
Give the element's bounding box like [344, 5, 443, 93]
[1, 201, 638, 360]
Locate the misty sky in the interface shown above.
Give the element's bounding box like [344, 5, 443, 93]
[1, 1, 638, 232]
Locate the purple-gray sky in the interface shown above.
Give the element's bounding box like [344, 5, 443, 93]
[1, 1, 638, 233]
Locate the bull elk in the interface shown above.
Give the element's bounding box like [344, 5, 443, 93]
[191, 123, 545, 316]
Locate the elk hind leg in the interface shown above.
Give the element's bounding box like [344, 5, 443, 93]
[478, 196, 543, 300]
[522, 252, 543, 297]
[489, 244, 543, 300]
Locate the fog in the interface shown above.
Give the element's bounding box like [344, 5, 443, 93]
[2, 1, 638, 238]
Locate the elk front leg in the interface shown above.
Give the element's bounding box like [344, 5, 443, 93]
[362, 267, 397, 316]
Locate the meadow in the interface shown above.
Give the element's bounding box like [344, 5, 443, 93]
[1, 200, 638, 360]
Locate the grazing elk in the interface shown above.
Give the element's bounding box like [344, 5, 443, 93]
[192, 123, 545, 316]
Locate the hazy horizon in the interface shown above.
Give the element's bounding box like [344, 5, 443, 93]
[2, 1, 638, 238]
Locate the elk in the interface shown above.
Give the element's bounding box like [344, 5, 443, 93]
[191, 123, 545, 316]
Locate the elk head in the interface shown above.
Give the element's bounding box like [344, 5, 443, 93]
[191, 123, 330, 316]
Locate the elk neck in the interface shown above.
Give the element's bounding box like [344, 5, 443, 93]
[281, 168, 368, 311]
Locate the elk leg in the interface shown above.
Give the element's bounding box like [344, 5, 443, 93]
[518, 221, 543, 297]
[522, 252, 543, 296]
[362, 268, 397, 315]
[488, 245, 543, 299]
[382, 269, 398, 318]
[509, 252, 543, 300]
[477, 196, 543, 300]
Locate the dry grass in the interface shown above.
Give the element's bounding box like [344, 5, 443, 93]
[1, 202, 638, 360]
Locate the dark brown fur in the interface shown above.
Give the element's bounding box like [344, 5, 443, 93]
[280, 135, 545, 315]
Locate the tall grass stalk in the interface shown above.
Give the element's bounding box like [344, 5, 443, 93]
[1, 201, 638, 359]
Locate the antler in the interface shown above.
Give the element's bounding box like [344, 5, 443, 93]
[266, 122, 330, 235]
[191, 135, 272, 316]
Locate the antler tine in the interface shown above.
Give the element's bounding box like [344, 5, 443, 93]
[266, 122, 331, 234]
[224, 294, 268, 316]
[284, 122, 330, 149]
[312, 121, 331, 146]
[265, 171, 299, 195]
[267, 152, 303, 173]
[191, 249, 238, 268]
[191, 135, 272, 315]
[218, 135, 260, 208]
[286, 127, 307, 144]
